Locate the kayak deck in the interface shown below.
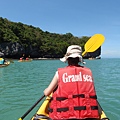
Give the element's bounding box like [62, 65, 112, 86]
[31, 95, 109, 120]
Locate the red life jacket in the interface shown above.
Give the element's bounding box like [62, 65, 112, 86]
[49, 66, 99, 119]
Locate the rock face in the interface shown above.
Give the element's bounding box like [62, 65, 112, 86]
[0, 42, 40, 58]
[0, 42, 101, 59]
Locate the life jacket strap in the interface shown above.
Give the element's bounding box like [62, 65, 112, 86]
[49, 106, 98, 113]
[53, 94, 97, 101]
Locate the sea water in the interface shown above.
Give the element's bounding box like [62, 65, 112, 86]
[0, 58, 120, 120]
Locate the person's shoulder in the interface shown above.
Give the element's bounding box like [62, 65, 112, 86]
[57, 66, 67, 72]
[83, 66, 92, 72]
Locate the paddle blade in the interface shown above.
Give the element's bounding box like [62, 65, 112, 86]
[82, 34, 105, 56]
[18, 118, 22, 120]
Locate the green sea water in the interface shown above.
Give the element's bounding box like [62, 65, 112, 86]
[0, 58, 120, 120]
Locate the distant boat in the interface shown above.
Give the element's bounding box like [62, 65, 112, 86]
[18, 59, 33, 62]
[0, 61, 10, 67]
[96, 56, 101, 59]
[89, 56, 101, 60]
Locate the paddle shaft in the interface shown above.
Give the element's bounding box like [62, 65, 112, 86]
[19, 95, 45, 120]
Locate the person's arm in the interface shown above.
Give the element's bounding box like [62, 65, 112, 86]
[44, 72, 58, 96]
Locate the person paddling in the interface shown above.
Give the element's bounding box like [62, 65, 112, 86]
[0, 51, 5, 64]
[44, 45, 99, 120]
[20, 54, 26, 60]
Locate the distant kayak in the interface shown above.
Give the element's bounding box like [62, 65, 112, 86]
[31, 95, 109, 120]
[18, 59, 32, 62]
[0, 61, 10, 67]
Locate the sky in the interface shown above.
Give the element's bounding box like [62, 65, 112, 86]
[0, 0, 120, 58]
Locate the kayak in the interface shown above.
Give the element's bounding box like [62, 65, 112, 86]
[0, 61, 10, 67]
[18, 59, 32, 62]
[31, 95, 109, 120]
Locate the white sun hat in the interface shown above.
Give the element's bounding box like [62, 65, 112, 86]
[60, 45, 85, 64]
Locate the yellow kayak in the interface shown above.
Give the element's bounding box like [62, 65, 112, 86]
[31, 95, 109, 120]
[0, 61, 10, 67]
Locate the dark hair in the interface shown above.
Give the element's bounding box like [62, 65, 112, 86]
[67, 57, 79, 65]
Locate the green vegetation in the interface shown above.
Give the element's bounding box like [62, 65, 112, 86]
[0, 17, 90, 58]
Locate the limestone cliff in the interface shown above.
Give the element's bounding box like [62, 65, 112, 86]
[0, 42, 101, 59]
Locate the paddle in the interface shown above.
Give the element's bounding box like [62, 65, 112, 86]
[82, 34, 105, 56]
[9, 59, 14, 63]
[81, 34, 108, 119]
[18, 95, 45, 120]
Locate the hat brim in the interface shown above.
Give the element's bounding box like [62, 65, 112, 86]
[60, 54, 82, 62]
[60, 57, 67, 62]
